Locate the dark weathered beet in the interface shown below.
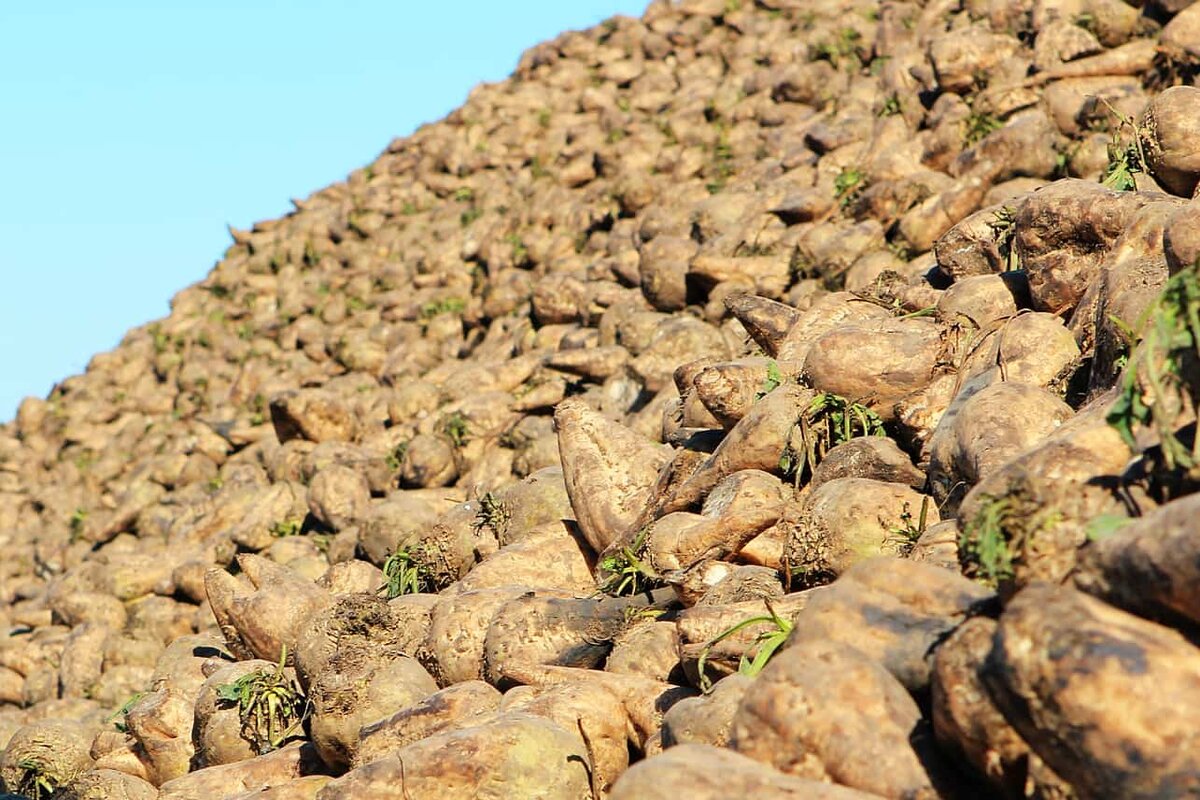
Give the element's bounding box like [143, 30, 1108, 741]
[784, 558, 993, 694]
[931, 617, 1072, 799]
[1072, 492, 1200, 632]
[731, 639, 959, 798]
[610, 744, 881, 800]
[985, 583, 1200, 799]
[1014, 181, 1173, 315]
[808, 436, 925, 490]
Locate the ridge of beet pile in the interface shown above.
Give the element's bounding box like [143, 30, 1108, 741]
[1, 0, 1199, 798]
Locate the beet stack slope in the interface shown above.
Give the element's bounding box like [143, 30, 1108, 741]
[1, 0, 1199, 798]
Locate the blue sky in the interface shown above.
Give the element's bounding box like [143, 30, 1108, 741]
[0, 1, 648, 422]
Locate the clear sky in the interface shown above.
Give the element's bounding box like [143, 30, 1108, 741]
[0, 0, 649, 422]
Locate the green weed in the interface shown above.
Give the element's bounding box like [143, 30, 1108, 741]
[442, 412, 470, 448]
[269, 519, 303, 538]
[420, 297, 467, 319]
[959, 496, 1017, 586]
[302, 240, 320, 267]
[657, 119, 678, 146]
[963, 111, 1003, 146]
[1102, 134, 1146, 191]
[695, 601, 794, 693]
[460, 206, 483, 227]
[249, 393, 267, 426]
[756, 360, 784, 399]
[599, 527, 657, 597]
[623, 607, 665, 626]
[505, 233, 530, 264]
[108, 691, 147, 733]
[779, 392, 887, 484]
[69, 508, 87, 541]
[706, 125, 735, 194]
[959, 489, 1061, 588]
[811, 28, 863, 69]
[1084, 513, 1134, 542]
[834, 167, 865, 209]
[1107, 261, 1200, 478]
[987, 205, 1021, 271]
[15, 759, 58, 800]
[1098, 100, 1149, 192]
[214, 648, 307, 755]
[886, 497, 930, 556]
[898, 305, 938, 320]
[150, 324, 172, 354]
[475, 492, 510, 537]
[380, 549, 431, 597]
[887, 240, 915, 263]
[386, 441, 409, 472]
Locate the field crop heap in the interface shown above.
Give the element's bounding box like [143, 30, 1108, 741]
[1, 0, 1199, 797]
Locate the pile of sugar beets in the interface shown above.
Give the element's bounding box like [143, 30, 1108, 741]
[2, 0, 1200, 797]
